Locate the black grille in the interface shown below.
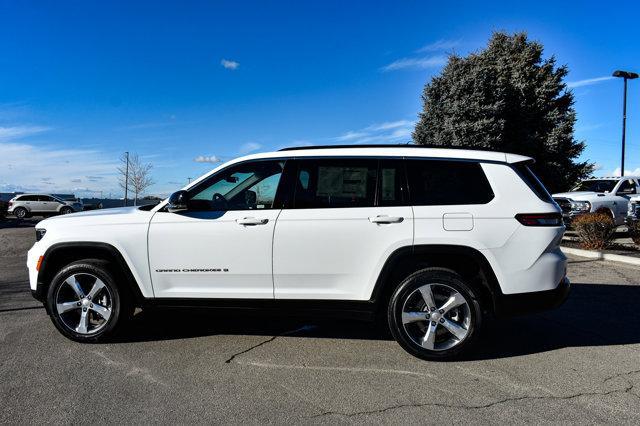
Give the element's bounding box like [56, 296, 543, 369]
[553, 197, 572, 214]
[632, 202, 640, 219]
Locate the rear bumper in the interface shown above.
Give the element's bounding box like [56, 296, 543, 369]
[495, 276, 570, 317]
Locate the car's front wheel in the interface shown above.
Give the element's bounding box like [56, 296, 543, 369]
[46, 261, 132, 342]
[388, 267, 482, 360]
[60, 206, 73, 215]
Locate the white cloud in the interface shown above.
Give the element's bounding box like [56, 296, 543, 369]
[381, 55, 447, 72]
[194, 155, 221, 163]
[334, 131, 370, 142]
[566, 76, 614, 89]
[0, 141, 119, 195]
[221, 59, 240, 70]
[0, 125, 50, 142]
[417, 39, 460, 53]
[611, 167, 640, 177]
[239, 142, 262, 154]
[332, 119, 415, 145]
[366, 120, 414, 131]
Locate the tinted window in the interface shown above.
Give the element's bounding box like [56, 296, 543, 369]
[189, 160, 284, 211]
[514, 163, 553, 203]
[379, 160, 407, 206]
[19, 195, 37, 201]
[407, 159, 494, 206]
[38, 195, 54, 201]
[572, 179, 617, 193]
[293, 159, 377, 208]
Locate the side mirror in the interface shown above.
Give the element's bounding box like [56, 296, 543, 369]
[167, 190, 189, 213]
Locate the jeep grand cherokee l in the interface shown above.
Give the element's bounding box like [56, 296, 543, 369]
[27, 146, 569, 360]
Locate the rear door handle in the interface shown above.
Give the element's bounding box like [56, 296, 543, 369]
[369, 215, 404, 224]
[236, 217, 269, 226]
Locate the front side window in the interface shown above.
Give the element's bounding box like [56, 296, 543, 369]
[293, 159, 377, 209]
[406, 159, 494, 206]
[617, 179, 637, 195]
[189, 160, 284, 211]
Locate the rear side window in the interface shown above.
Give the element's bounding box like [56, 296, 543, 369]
[293, 159, 377, 208]
[513, 163, 553, 203]
[19, 195, 37, 201]
[406, 159, 494, 206]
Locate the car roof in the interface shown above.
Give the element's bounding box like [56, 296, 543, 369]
[239, 145, 532, 164]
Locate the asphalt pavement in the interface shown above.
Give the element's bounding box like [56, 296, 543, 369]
[1, 220, 639, 423]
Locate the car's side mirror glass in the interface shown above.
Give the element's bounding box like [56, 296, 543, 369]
[167, 190, 189, 213]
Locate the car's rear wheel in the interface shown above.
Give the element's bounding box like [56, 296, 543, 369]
[388, 268, 482, 360]
[60, 206, 73, 215]
[14, 207, 27, 219]
[46, 261, 132, 342]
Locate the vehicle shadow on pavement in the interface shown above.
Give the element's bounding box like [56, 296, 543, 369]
[113, 282, 640, 359]
[0, 218, 38, 229]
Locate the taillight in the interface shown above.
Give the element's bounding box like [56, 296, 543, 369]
[515, 213, 563, 227]
[8, 201, 13, 207]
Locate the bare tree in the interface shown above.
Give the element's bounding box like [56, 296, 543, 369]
[117, 152, 131, 205]
[117, 153, 154, 206]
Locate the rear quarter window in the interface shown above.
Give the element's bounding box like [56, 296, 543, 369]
[513, 163, 553, 203]
[406, 159, 494, 206]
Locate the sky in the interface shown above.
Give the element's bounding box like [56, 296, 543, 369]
[1, 0, 639, 197]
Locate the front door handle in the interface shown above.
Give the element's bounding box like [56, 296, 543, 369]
[236, 217, 269, 226]
[369, 215, 404, 224]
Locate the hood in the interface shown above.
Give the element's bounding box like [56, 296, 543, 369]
[552, 191, 599, 199]
[37, 206, 146, 227]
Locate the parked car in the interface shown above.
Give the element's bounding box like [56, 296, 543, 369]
[27, 146, 569, 360]
[552, 176, 639, 226]
[8, 194, 82, 219]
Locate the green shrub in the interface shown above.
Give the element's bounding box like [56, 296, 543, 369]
[573, 213, 615, 250]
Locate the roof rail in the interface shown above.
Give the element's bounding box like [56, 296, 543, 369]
[278, 144, 418, 151]
[278, 144, 508, 152]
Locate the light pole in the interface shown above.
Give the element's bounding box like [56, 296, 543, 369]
[612, 70, 638, 176]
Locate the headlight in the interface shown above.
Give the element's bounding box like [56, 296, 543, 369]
[35, 228, 46, 241]
[570, 200, 591, 212]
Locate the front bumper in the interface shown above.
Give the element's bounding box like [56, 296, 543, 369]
[495, 276, 571, 317]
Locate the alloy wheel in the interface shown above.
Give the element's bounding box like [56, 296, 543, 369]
[54, 273, 113, 335]
[400, 282, 471, 351]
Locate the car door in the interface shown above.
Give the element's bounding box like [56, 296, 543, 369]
[273, 157, 413, 300]
[613, 179, 638, 221]
[148, 159, 287, 299]
[39, 195, 58, 213]
[19, 195, 37, 212]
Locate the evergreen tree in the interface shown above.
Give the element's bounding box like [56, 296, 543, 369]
[413, 32, 593, 192]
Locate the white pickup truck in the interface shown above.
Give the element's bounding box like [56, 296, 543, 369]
[552, 176, 640, 226]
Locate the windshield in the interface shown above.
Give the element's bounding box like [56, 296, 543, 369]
[572, 180, 617, 193]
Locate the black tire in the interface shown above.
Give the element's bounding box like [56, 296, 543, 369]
[13, 207, 28, 219]
[46, 260, 133, 342]
[59, 206, 73, 215]
[387, 267, 482, 360]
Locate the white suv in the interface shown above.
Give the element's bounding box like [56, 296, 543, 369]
[27, 146, 569, 360]
[9, 194, 81, 218]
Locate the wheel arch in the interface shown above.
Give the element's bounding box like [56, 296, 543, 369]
[36, 242, 145, 305]
[370, 244, 502, 315]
